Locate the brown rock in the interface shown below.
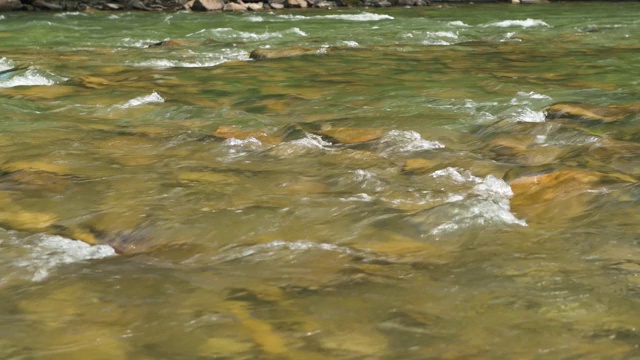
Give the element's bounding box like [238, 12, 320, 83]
[191, 0, 224, 10]
[269, 2, 284, 8]
[249, 46, 322, 60]
[545, 103, 640, 123]
[315, 127, 385, 144]
[508, 169, 637, 222]
[246, 1, 263, 9]
[223, 1, 247, 10]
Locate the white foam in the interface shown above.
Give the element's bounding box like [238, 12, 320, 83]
[246, 15, 264, 22]
[187, 27, 307, 41]
[340, 193, 375, 202]
[378, 130, 444, 157]
[0, 15, 5, 20]
[119, 91, 164, 108]
[515, 107, 546, 123]
[132, 49, 250, 68]
[341, 40, 360, 47]
[269, 134, 332, 158]
[15, 235, 116, 282]
[517, 91, 551, 100]
[448, 20, 470, 27]
[214, 240, 358, 262]
[54, 12, 87, 17]
[483, 19, 550, 28]
[0, 68, 63, 88]
[426, 167, 526, 235]
[0, 57, 14, 72]
[278, 12, 394, 22]
[120, 37, 161, 48]
[222, 137, 265, 156]
[431, 31, 458, 39]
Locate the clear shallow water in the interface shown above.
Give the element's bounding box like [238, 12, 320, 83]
[1, 4, 640, 358]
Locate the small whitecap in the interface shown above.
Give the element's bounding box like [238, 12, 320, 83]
[119, 37, 161, 48]
[378, 130, 444, 157]
[119, 91, 164, 108]
[483, 19, 550, 28]
[269, 134, 331, 158]
[54, 11, 87, 17]
[422, 39, 451, 46]
[430, 199, 526, 236]
[15, 235, 116, 282]
[515, 107, 546, 123]
[213, 240, 358, 262]
[501, 32, 521, 42]
[246, 15, 264, 22]
[0, 15, 5, 20]
[431, 31, 458, 39]
[517, 91, 551, 100]
[108, 14, 120, 19]
[0, 57, 15, 72]
[431, 167, 477, 183]
[132, 50, 250, 68]
[340, 40, 360, 47]
[0, 68, 64, 88]
[340, 193, 375, 202]
[448, 20, 470, 27]
[278, 12, 393, 22]
[187, 27, 306, 41]
[471, 174, 514, 199]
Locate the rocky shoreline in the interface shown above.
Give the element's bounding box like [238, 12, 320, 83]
[1, 0, 564, 13]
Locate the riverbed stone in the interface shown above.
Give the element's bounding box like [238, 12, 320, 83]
[1, 161, 71, 176]
[506, 169, 634, 222]
[315, 127, 385, 144]
[545, 103, 640, 123]
[249, 46, 322, 60]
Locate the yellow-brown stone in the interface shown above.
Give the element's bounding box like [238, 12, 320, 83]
[545, 103, 640, 123]
[315, 127, 385, 144]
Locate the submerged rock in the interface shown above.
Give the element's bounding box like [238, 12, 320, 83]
[249, 47, 324, 60]
[315, 127, 385, 144]
[545, 103, 640, 123]
[508, 169, 637, 223]
[212, 125, 282, 145]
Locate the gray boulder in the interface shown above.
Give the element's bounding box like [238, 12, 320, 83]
[0, 0, 22, 10]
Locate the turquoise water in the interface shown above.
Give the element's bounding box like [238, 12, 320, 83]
[1, 4, 640, 358]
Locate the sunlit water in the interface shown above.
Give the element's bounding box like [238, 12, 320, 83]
[1, 4, 640, 358]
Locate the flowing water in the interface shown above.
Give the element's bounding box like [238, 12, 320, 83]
[1, 4, 640, 358]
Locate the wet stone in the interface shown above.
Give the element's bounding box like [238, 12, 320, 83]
[315, 127, 386, 144]
[545, 103, 640, 123]
[249, 46, 324, 60]
[508, 169, 636, 222]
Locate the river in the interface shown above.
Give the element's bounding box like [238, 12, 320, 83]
[1, 4, 640, 358]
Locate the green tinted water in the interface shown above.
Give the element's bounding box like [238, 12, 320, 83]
[1, 4, 640, 358]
